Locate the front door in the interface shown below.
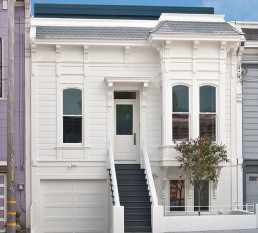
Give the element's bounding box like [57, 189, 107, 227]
[114, 92, 139, 162]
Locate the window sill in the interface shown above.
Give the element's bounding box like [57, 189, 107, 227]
[56, 145, 91, 150]
[159, 144, 176, 149]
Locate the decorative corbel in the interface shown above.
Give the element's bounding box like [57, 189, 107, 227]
[107, 82, 113, 110]
[193, 41, 199, 74]
[188, 181, 192, 199]
[31, 44, 36, 62]
[31, 44, 36, 79]
[142, 82, 148, 109]
[219, 42, 227, 81]
[220, 42, 227, 60]
[161, 167, 168, 200]
[165, 40, 171, 58]
[83, 45, 89, 76]
[231, 47, 238, 80]
[213, 166, 222, 199]
[56, 45, 61, 77]
[83, 45, 89, 62]
[193, 40, 199, 59]
[125, 46, 130, 64]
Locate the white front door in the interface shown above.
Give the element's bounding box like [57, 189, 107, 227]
[114, 98, 139, 162]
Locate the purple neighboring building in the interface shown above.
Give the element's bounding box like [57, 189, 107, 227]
[0, 0, 26, 229]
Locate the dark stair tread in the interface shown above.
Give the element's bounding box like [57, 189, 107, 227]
[125, 226, 152, 232]
[115, 164, 152, 233]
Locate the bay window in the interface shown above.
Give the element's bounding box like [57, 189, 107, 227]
[199, 85, 216, 141]
[172, 85, 189, 141]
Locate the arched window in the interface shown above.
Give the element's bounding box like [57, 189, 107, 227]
[63, 88, 82, 143]
[172, 85, 189, 141]
[199, 85, 216, 141]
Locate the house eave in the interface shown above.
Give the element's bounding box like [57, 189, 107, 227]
[30, 38, 149, 47]
[148, 33, 243, 43]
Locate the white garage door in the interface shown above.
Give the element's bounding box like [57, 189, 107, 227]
[246, 174, 258, 204]
[40, 180, 109, 233]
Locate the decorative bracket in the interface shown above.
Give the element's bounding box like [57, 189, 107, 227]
[165, 40, 171, 58]
[83, 45, 89, 76]
[125, 46, 130, 64]
[193, 41, 199, 74]
[56, 45, 61, 77]
[213, 166, 222, 199]
[107, 82, 113, 109]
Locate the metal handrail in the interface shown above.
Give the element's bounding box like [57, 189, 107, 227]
[164, 203, 255, 216]
[142, 140, 158, 206]
[107, 141, 120, 206]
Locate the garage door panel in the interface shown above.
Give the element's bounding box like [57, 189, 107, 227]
[44, 207, 73, 217]
[74, 207, 104, 217]
[74, 194, 104, 205]
[43, 181, 73, 191]
[44, 194, 73, 205]
[44, 218, 73, 230]
[41, 180, 108, 233]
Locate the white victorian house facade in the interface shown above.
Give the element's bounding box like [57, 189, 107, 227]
[28, 6, 244, 233]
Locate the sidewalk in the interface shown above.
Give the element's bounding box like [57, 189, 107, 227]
[171, 229, 258, 233]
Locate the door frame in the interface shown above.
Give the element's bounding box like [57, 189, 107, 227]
[114, 96, 140, 163]
[105, 78, 151, 165]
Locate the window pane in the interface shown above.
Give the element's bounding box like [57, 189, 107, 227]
[170, 180, 185, 211]
[200, 86, 216, 112]
[63, 89, 82, 115]
[63, 116, 82, 143]
[173, 85, 189, 112]
[194, 180, 209, 211]
[116, 105, 133, 135]
[172, 114, 189, 141]
[199, 114, 216, 141]
[114, 92, 136, 99]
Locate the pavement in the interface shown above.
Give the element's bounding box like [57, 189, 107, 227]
[171, 229, 258, 233]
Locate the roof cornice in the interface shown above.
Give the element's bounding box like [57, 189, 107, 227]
[30, 17, 157, 28]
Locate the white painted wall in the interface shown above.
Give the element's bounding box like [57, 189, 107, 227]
[29, 14, 243, 232]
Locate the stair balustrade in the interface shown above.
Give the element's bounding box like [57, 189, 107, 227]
[142, 140, 158, 206]
[107, 141, 120, 207]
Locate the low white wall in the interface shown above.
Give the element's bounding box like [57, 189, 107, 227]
[164, 214, 257, 232]
[163, 204, 258, 232]
[112, 206, 124, 233]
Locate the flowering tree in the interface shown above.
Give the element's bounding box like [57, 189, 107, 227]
[175, 137, 228, 215]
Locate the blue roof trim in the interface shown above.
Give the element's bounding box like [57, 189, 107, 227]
[34, 4, 214, 20]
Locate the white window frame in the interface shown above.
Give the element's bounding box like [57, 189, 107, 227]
[59, 85, 84, 147]
[192, 180, 211, 213]
[170, 82, 192, 144]
[199, 84, 218, 142]
[169, 178, 187, 213]
[172, 84, 190, 142]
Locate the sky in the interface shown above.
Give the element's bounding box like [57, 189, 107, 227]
[31, 0, 258, 22]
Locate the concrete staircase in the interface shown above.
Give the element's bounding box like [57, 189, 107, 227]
[115, 164, 152, 233]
